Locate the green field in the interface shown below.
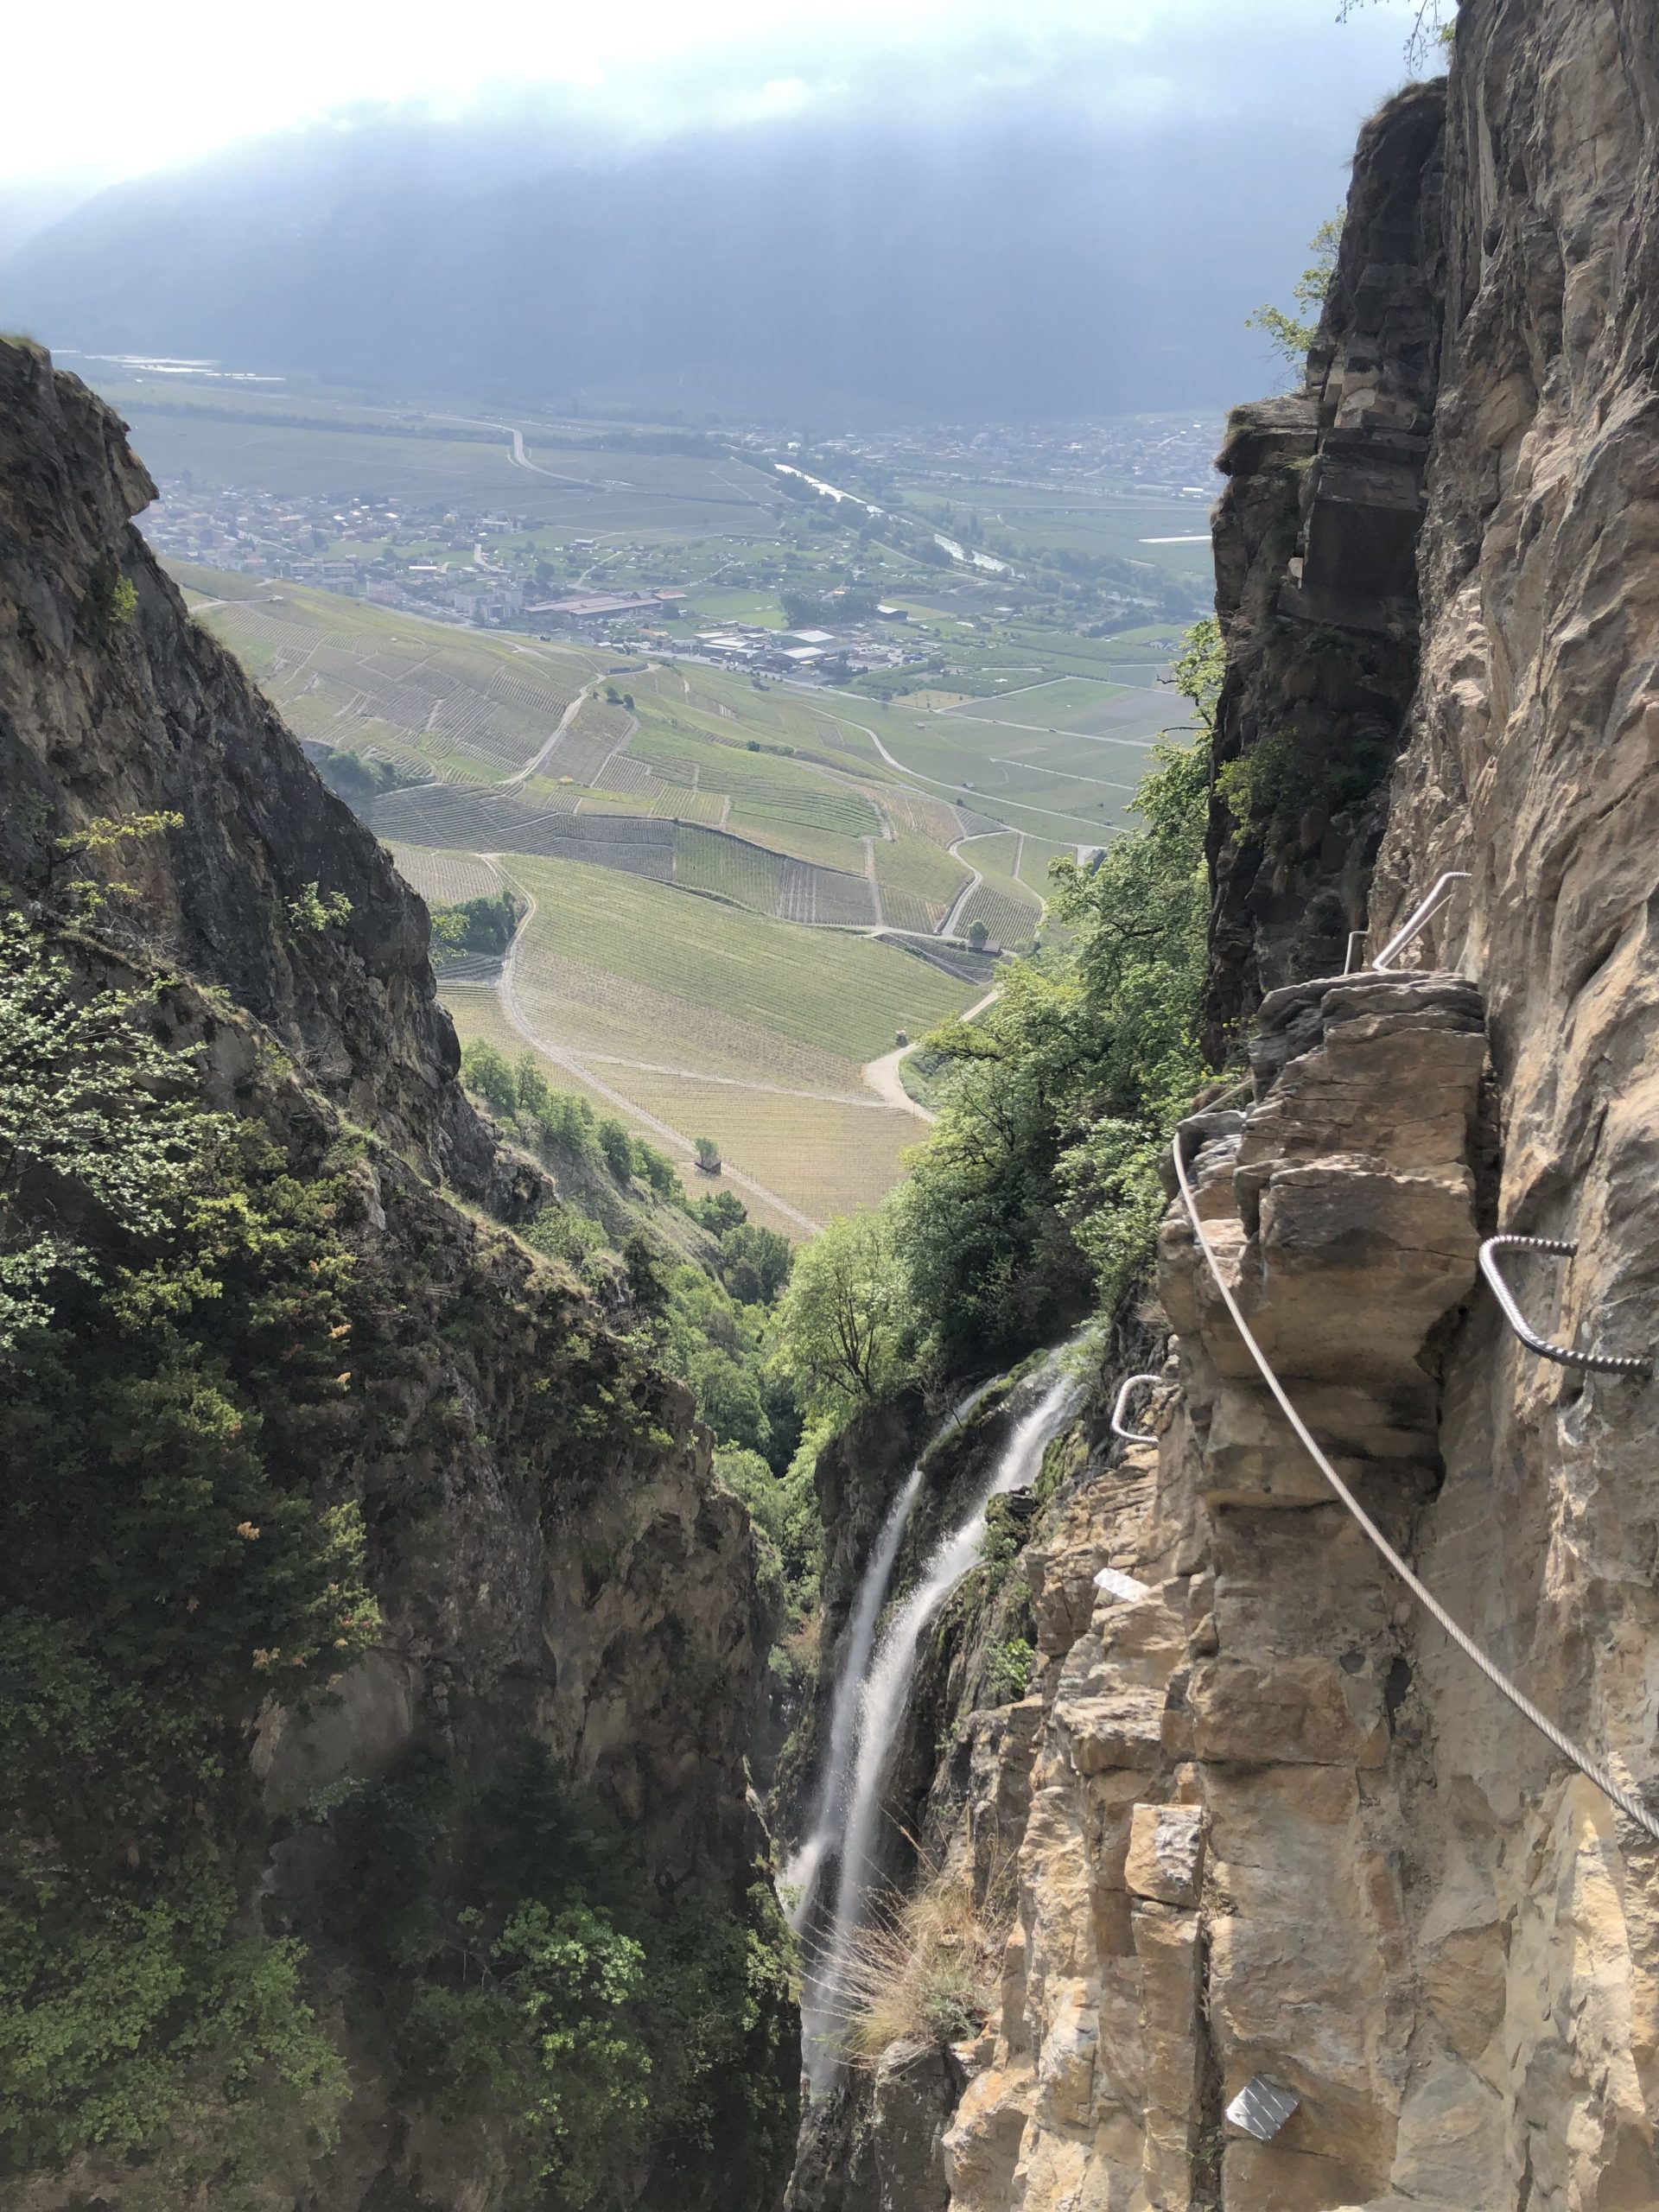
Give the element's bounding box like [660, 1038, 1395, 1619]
[113, 396, 783, 533]
[432, 855, 984, 1230]
[503, 856, 969, 1064]
[139, 394, 1211, 1234]
[193, 582, 605, 786]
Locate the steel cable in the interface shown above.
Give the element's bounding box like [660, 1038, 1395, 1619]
[1170, 1123, 1659, 1844]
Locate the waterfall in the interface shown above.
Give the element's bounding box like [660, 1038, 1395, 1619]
[785, 1377, 1001, 1936]
[784, 1461, 925, 1935]
[798, 1358, 1080, 2096]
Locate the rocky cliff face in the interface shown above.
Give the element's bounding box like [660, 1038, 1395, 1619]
[0, 338, 502, 1197]
[789, 5, 1659, 2206]
[1203, 81, 1445, 1059]
[0, 340, 794, 2209]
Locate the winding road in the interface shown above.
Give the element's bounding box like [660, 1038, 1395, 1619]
[858, 981, 1003, 1126]
[493, 876, 823, 1235]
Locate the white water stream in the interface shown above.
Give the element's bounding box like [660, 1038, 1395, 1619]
[793, 1360, 1080, 2096]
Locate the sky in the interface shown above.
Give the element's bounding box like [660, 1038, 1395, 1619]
[4, 0, 1426, 191]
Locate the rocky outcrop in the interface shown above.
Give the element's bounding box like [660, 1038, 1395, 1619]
[1203, 82, 1446, 1060]
[927, 971, 1489, 2212]
[795, 10, 1659, 2206]
[0, 337, 499, 1197]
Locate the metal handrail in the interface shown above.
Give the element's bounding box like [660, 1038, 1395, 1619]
[1171, 1120, 1659, 1843]
[1343, 929, 1370, 975]
[1110, 1373, 1162, 1446]
[1370, 869, 1471, 970]
[1478, 1236, 1649, 1376]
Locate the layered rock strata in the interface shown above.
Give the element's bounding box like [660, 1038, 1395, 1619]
[1203, 82, 1446, 1059]
[794, 8, 1659, 2208]
[936, 970, 1491, 2212]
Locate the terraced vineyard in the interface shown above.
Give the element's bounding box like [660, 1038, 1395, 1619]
[387, 848, 505, 906]
[957, 880, 1041, 950]
[437, 855, 985, 1227]
[194, 584, 601, 785]
[672, 824, 785, 911]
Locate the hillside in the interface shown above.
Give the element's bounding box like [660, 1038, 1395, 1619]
[0, 334, 796, 2209]
[0, 81, 1367, 423]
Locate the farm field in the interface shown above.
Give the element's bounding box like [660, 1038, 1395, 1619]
[952, 831, 1044, 949]
[431, 854, 985, 1228]
[191, 579, 606, 785]
[111, 396, 782, 531]
[181, 563, 1166, 879]
[887, 476, 1214, 574]
[501, 857, 973, 1066]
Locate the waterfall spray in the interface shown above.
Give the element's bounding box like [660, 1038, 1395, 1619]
[798, 1357, 1082, 2096]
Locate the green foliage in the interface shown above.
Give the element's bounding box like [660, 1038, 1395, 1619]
[429, 890, 518, 962]
[769, 1206, 916, 1423]
[321, 1747, 797, 2211]
[0, 911, 225, 1345]
[986, 1637, 1034, 1703]
[715, 1441, 821, 1632]
[780, 586, 876, 628]
[285, 880, 353, 934]
[694, 1135, 721, 1173]
[0, 1869, 346, 2202]
[866, 616, 1222, 1371]
[460, 1039, 522, 1116]
[524, 1205, 608, 1271]
[633, 1139, 680, 1198]
[79, 552, 138, 645]
[692, 1190, 747, 1236]
[1247, 214, 1343, 372]
[597, 1116, 637, 1182]
[965, 917, 990, 950]
[0, 923, 383, 2187]
[718, 1222, 792, 1306]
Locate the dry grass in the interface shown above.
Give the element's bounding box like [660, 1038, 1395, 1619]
[823, 1845, 1017, 2065]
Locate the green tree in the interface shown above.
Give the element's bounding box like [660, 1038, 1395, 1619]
[965, 918, 990, 951]
[1247, 214, 1343, 374]
[886, 619, 1222, 1368]
[460, 1039, 519, 1116]
[719, 1223, 793, 1306]
[770, 1208, 913, 1421]
[0, 914, 223, 1345]
[597, 1117, 636, 1180]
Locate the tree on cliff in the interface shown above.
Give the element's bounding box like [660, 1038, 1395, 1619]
[1247, 215, 1342, 375]
[769, 1207, 912, 1419]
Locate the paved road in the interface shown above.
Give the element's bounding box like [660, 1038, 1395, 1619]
[858, 981, 1003, 1125]
[938, 833, 991, 938]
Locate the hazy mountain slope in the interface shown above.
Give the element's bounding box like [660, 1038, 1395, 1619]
[1, 95, 1358, 420]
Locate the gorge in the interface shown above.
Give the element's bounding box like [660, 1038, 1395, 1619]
[4, 1, 1659, 2208]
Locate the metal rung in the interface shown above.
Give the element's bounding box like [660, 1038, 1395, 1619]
[1371, 869, 1471, 970]
[1478, 1236, 1648, 1376]
[1343, 928, 1370, 975]
[1110, 1372, 1162, 1446]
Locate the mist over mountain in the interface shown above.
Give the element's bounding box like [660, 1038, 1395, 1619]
[0, 22, 1412, 421]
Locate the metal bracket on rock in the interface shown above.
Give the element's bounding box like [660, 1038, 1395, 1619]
[1225, 2076, 1299, 2140]
[1478, 1236, 1649, 1377]
[1110, 1372, 1162, 1446]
